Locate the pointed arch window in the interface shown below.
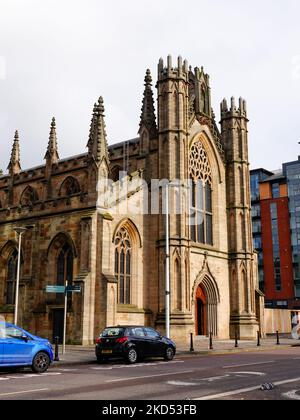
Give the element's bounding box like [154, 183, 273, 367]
[20, 186, 39, 207]
[56, 243, 74, 305]
[6, 250, 18, 304]
[60, 177, 81, 197]
[189, 140, 213, 245]
[114, 227, 132, 305]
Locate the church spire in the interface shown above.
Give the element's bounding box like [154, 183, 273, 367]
[7, 130, 21, 176]
[44, 117, 59, 163]
[87, 96, 109, 165]
[139, 69, 157, 139]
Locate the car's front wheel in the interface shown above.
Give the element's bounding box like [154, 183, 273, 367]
[32, 352, 50, 373]
[126, 348, 138, 364]
[164, 346, 175, 361]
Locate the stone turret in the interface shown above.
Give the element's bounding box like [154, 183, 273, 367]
[221, 96, 259, 340]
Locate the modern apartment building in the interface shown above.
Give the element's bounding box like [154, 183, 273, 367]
[251, 157, 300, 310]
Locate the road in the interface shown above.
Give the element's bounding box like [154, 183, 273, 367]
[0, 347, 299, 400]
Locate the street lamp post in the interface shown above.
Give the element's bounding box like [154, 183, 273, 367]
[13, 226, 33, 326]
[165, 184, 170, 339]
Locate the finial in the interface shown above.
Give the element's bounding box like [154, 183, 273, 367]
[184, 59, 189, 73]
[145, 69, 152, 85]
[222, 98, 228, 111]
[98, 96, 105, 115]
[231, 97, 236, 111]
[167, 55, 172, 70]
[158, 57, 164, 72]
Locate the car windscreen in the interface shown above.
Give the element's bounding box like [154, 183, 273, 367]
[100, 328, 125, 338]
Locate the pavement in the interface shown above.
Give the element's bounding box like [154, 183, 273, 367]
[0, 346, 300, 400]
[53, 336, 299, 367]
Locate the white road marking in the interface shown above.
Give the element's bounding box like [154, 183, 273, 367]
[0, 372, 61, 382]
[168, 381, 202, 387]
[0, 388, 49, 398]
[168, 372, 265, 387]
[232, 371, 266, 377]
[195, 377, 300, 400]
[223, 361, 275, 369]
[92, 360, 184, 371]
[106, 370, 195, 383]
[282, 390, 300, 400]
[168, 375, 231, 387]
[201, 375, 230, 382]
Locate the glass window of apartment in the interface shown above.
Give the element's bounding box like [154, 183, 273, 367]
[285, 160, 300, 287]
[272, 183, 280, 199]
[253, 236, 262, 250]
[251, 174, 260, 201]
[270, 203, 282, 292]
[252, 220, 261, 234]
[251, 204, 261, 218]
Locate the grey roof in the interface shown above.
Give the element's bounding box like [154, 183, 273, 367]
[109, 137, 139, 150]
[262, 171, 286, 183]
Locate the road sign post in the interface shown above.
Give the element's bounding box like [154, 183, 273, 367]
[46, 284, 81, 355]
[63, 282, 68, 355]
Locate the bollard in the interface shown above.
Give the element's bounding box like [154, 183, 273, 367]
[54, 336, 60, 362]
[190, 333, 195, 353]
[257, 331, 261, 347]
[209, 332, 213, 350]
[276, 331, 280, 346]
[235, 329, 239, 348]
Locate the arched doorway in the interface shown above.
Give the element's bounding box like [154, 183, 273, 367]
[196, 285, 207, 336]
[194, 275, 219, 337]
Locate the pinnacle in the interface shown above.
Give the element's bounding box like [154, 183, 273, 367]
[139, 69, 157, 139]
[144, 69, 152, 86]
[87, 96, 109, 164]
[45, 117, 59, 162]
[7, 130, 21, 174]
[98, 97, 105, 115]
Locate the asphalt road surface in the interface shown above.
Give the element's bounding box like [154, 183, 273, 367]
[0, 347, 299, 400]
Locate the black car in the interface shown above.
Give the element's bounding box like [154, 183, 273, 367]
[95, 326, 176, 364]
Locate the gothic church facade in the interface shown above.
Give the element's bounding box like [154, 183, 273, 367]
[0, 57, 264, 344]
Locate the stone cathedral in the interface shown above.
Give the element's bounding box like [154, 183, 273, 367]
[0, 56, 264, 345]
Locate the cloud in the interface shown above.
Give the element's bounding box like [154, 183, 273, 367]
[0, 0, 300, 172]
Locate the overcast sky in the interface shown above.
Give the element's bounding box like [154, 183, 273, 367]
[0, 0, 300, 174]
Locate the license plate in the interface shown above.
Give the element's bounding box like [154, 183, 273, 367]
[102, 350, 113, 354]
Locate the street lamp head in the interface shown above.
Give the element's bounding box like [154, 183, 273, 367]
[14, 227, 31, 235]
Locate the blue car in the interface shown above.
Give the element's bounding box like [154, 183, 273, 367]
[0, 322, 54, 373]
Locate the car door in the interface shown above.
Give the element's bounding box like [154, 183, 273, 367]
[3, 325, 35, 365]
[0, 338, 4, 365]
[129, 328, 148, 357]
[144, 328, 165, 357]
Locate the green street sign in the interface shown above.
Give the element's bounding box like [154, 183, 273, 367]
[46, 285, 66, 294]
[66, 285, 81, 293]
